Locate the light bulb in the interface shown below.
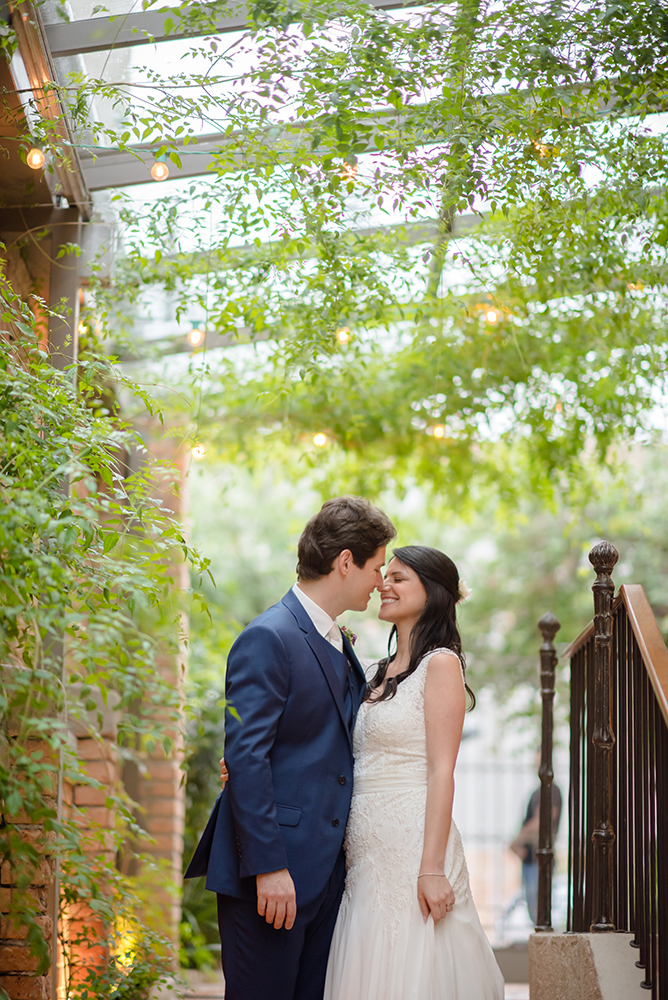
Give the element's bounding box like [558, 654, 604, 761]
[77, 321, 88, 335]
[433, 424, 445, 439]
[188, 327, 205, 346]
[150, 159, 170, 182]
[336, 327, 350, 344]
[485, 309, 498, 323]
[27, 147, 45, 170]
[313, 433, 327, 447]
[191, 444, 206, 459]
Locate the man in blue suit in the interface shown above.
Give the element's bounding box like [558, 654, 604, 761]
[185, 496, 396, 1000]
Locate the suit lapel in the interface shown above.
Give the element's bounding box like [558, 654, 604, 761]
[281, 590, 353, 745]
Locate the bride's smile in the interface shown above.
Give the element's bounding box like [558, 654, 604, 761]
[378, 557, 427, 626]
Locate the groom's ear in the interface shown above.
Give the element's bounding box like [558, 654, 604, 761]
[336, 549, 354, 576]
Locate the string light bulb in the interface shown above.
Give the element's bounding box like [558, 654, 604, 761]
[433, 424, 445, 438]
[336, 327, 350, 344]
[313, 433, 327, 447]
[77, 321, 88, 335]
[26, 147, 45, 170]
[188, 326, 205, 346]
[191, 444, 206, 459]
[341, 160, 358, 181]
[485, 308, 499, 323]
[150, 157, 170, 181]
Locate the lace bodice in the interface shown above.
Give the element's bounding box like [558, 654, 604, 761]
[343, 648, 470, 939]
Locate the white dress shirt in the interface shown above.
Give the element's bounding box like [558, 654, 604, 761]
[292, 583, 343, 653]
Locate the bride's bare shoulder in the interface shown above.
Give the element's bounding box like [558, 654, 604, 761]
[423, 649, 465, 685]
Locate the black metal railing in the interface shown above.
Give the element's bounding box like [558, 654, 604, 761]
[541, 541, 668, 999]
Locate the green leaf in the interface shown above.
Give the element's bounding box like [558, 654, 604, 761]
[103, 531, 119, 553]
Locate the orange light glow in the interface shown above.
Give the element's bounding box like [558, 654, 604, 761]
[188, 327, 205, 346]
[27, 147, 45, 170]
[150, 159, 170, 181]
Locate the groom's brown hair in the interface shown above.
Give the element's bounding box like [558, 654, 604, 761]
[297, 496, 396, 580]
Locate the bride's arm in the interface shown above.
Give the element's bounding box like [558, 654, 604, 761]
[418, 652, 467, 925]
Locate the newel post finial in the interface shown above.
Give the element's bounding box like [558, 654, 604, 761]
[539, 611, 561, 647]
[589, 540, 619, 578]
[536, 611, 561, 932]
[589, 540, 618, 933]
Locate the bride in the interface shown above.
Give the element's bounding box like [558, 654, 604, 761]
[219, 544, 503, 999]
[324, 544, 503, 1000]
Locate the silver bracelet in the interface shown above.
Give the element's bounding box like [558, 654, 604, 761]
[417, 873, 445, 878]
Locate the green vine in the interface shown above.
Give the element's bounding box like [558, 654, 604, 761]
[0, 268, 208, 997]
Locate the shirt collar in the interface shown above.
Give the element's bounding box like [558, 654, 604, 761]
[292, 583, 337, 639]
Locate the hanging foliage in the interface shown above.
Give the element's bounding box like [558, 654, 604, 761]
[0, 273, 209, 996]
[34, 0, 663, 496]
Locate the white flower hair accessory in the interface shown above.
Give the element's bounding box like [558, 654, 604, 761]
[457, 580, 472, 602]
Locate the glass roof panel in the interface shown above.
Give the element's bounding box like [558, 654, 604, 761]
[41, 0, 183, 23]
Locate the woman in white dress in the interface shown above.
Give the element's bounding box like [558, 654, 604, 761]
[323, 545, 504, 1000]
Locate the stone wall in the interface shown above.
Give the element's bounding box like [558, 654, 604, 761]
[529, 932, 646, 1000]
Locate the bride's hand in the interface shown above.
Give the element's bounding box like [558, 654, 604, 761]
[417, 873, 455, 925]
[220, 756, 229, 790]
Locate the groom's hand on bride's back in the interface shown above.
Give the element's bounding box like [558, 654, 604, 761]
[256, 869, 297, 930]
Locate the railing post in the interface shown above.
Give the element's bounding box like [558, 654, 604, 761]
[589, 540, 618, 932]
[536, 611, 561, 932]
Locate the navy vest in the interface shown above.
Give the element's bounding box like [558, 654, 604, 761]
[328, 642, 356, 732]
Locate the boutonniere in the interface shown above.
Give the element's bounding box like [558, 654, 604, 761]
[340, 624, 357, 646]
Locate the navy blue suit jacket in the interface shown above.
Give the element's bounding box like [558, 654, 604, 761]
[184, 589, 366, 907]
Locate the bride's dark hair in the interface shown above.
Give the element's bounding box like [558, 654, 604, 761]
[366, 544, 475, 708]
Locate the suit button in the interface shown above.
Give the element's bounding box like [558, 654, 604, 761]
[332, 818, 340, 827]
[338, 775, 346, 785]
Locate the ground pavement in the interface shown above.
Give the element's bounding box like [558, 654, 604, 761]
[180, 971, 529, 999]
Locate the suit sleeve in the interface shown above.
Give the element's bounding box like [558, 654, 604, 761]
[224, 623, 291, 878]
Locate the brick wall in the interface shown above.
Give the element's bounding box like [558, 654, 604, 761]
[0, 739, 56, 1000]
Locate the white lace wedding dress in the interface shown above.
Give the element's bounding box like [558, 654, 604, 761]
[323, 649, 504, 1000]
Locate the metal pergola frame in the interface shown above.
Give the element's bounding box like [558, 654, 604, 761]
[44, 0, 417, 57]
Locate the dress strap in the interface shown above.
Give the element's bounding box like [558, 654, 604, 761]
[420, 647, 465, 682]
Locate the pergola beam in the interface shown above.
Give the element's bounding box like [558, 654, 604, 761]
[79, 132, 229, 189]
[44, 0, 421, 58]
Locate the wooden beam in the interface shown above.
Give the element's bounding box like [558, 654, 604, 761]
[9, 1, 92, 217]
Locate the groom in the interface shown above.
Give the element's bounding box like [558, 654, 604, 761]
[185, 496, 396, 1000]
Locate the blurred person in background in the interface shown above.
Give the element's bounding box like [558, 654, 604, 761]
[510, 773, 562, 925]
